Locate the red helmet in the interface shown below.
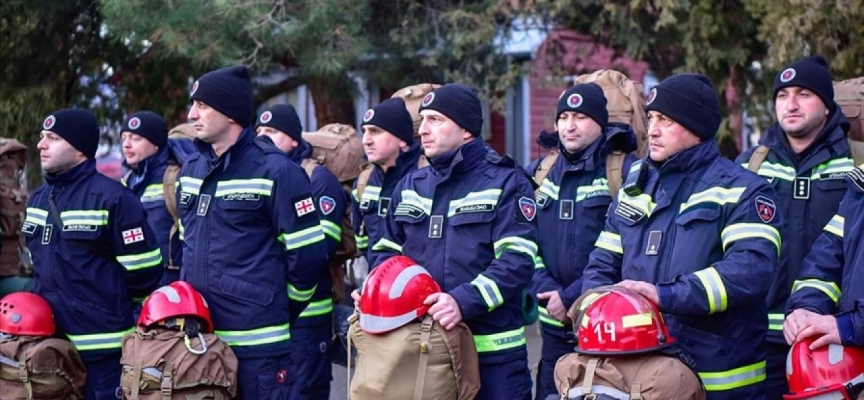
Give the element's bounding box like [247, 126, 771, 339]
[138, 281, 213, 333]
[0, 292, 56, 336]
[785, 337, 864, 399]
[359, 255, 441, 334]
[572, 286, 674, 355]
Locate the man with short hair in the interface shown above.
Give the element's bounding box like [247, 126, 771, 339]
[736, 55, 852, 399]
[25, 108, 163, 399]
[368, 83, 538, 399]
[178, 65, 327, 399]
[255, 103, 347, 400]
[353, 97, 424, 259]
[582, 74, 783, 399]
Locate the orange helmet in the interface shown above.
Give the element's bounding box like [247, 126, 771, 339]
[572, 286, 674, 355]
[785, 337, 864, 399]
[359, 255, 441, 334]
[0, 292, 56, 336]
[138, 281, 213, 333]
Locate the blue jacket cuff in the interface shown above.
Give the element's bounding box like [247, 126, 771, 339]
[657, 283, 675, 312]
[836, 312, 859, 346]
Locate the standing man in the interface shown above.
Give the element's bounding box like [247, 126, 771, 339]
[736, 55, 851, 399]
[529, 83, 638, 400]
[122, 110, 196, 285]
[369, 84, 538, 400]
[255, 103, 347, 400]
[353, 97, 424, 258]
[582, 74, 783, 399]
[24, 109, 163, 399]
[178, 66, 327, 399]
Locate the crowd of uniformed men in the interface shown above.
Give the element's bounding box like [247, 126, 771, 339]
[21, 53, 864, 400]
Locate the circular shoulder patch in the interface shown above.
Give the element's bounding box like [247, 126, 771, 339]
[566, 93, 583, 108]
[42, 115, 56, 130]
[421, 92, 435, 107]
[260, 111, 273, 123]
[780, 68, 797, 83]
[128, 117, 141, 130]
[646, 88, 658, 105]
[363, 109, 375, 122]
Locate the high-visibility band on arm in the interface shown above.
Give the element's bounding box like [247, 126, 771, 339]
[117, 248, 163, 271]
[720, 223, 781, 254]
[355, 234, 369, 250]
[215, 323, 292, 347]
[320, 220, 342, 241]
[792, 279, 841, 304]
[493, 237, 538, 259]
[371, 237, 402, 253]
[299, 298, 334, 318]
[67, 328, 133, 351]
[24, 208, 48, 226]
[474, 327, 526, 353]
[768, 313, 784, 331]
[693, 267, 728, 314]
[141, 184, 164, 202]
[288, 283, 317, 302]
[534, 256, 546, 270]
[471, 274, 504, 311]
[280, 226, 325, 251]
[595, 231, 623, 254]
[699, 361, 766, 392]
[824, 214, 844, 238]
[179, 177, 202, 195]
[538, 306, 565, 327]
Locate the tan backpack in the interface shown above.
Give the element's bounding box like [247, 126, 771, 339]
[0, 335, 87, 400]
[574, 70, 648, 157]
[119, 328, 238, 400]
[301, 123, 366, 184]
[533, 150, 627, 200]
[168, 123, 197, 140]
[553, 352, 706, 400]
[390, 83, 442, 135]
[348, 313, 481, 400]
[0, 138, 29, 278]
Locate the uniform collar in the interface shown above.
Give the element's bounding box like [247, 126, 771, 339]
[428, 137, 486, 175]
[194, 126, 256, 169]
[45, 158, 97, 186]
[649, 139, 719, 174]
[287, 140, 313, 164]
[559, 134, 604, 172]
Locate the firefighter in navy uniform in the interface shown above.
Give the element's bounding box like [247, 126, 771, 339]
[581, 74, 783, 400]
[23, 109, 163, 400]
[121, 111, 196, 286]
[368, 84, 539, 400]
[353, 98, 424, 259]
[177, 66, 328, 399]
[255, 103, 347, 400]
[735, 55, 851, 400]
[529, 83, 638, 400]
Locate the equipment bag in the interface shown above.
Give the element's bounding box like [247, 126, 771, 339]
[574, 70, 648, 157]
[301, 123, 366, 185]
[0, 335, 86, 400]
[390, 83, 442, 135]
[348, 313, 481, 400]
[0, 138, 29, 277]
[553, 352, 705, 400]
[119, 327, 238, 400]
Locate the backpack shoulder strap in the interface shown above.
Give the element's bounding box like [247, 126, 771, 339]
[413, 315, 434, 400]
[581, 357, 600, 396]
[847, 138, 864, 167]
[417, 155, 429, 169]
[747, 145, 771, 172]
[354, 165, 375, 203]
[300, 158, 318, 178]
[533, 150, 559, 196]
[606, 150, 625, 199]
[163, 165, 181, 270]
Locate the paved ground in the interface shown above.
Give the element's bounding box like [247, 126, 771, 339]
[329, 322, 545, 400]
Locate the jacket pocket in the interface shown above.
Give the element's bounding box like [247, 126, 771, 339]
[449, 210, 496, 226]
[219, 274, 275, 307]
[675, 207, 721, 226]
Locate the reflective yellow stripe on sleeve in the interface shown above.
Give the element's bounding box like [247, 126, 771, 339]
[824, 214, 844, 238]
[320, 220, 342, 241]
[287, 284, 317, 302]
[493, 237, 538, 259]
[67, 328, 133, 351]
[595, 231, 623, 254]
[215, 323, 292, 347]
[538, 306, 565, 327]
[299, 298, 334, 318]
[371, 237, 402, 253]
[474, 327, 526, 353]
[720, 223, 781, 254]
[699, 361, 766, 392]
[768, 313, 784, 331]
[116, 248, 163, 271]
[534, 256, 546, 270]
[471, 274, 504, 311]
[280, 226, 326, 251]
[693, 267, 728, 314]
[792, 279, 841, 304]
[355, 234, 369, 250]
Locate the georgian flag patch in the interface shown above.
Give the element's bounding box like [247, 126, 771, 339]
[122, 227, 145, 244]
[295, 197, 316, 217]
